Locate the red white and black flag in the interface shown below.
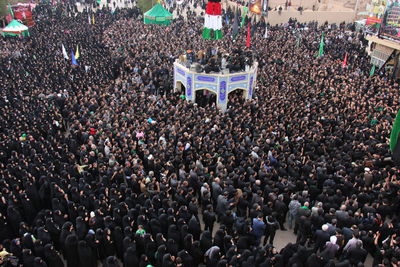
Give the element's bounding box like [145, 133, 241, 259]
[203, 0, 223, 40]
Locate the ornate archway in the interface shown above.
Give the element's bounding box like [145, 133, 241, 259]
[195, 88, 217, 108]
[176, 81, 186, 95]
[229, 87, 248, 105]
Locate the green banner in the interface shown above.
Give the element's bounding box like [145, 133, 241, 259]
[241, 7, 248, 27]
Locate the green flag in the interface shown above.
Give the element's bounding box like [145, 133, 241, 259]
[390, 109, 400, 152]
[241, 7, 248, 28]
[318, 32, 324, 57]
[97, 0, 101, 4]
[369, 65, 376, 77]
[8, 3, 14, 18]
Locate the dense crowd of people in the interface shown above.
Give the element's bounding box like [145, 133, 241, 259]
[177, 47, 253, 74]
[0, 1, 400, 267]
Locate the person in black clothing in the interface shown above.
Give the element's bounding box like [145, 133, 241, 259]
[64, 234, 79, 267]
[313, 224, 331, 252]
[346, 240, 368, 266]
[77, 240, 96, 267]
[43, 244, 63, 267]
[297, 213, 312, 246]
[204, 59, 220, 74]
[203, 204, 216, 233]
[274, 194, 288, 231]
[264, 216, 279, 246]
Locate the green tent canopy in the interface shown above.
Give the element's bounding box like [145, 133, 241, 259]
[144, 3, 173, 25]
[2, 20, 29, 37]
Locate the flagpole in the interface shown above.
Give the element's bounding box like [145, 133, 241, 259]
[354, 0, 360, 18]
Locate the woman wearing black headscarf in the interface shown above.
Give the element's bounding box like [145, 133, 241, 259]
[103, 256, 120, 267]
[58, 222, 73, 254]
[177, 249, 193, 267]
[166, 238, 178, 256]
[179, 223, 189, 246]
[167, 224, 180, 245]
[75, 217, 87, 240]
[239, 249, 252, 266]
[113, 226, 124, 259]
[133, 233, 145, 257]
[21, 233, 35, 251]
[200, 230, 213, 254]
[217, 259, 228, 267]
[188, 215, 201, 241]
[44, 218, 60, 250]
[143, 233, 156, 263]
[37, 227, 52, 245]
[10, 238, 22, 260]
[7, 206, 22, 236]
[104, 230, 116, 258]
[226, 246, 238, 263]
[161, 252, 175, 267]
[22, 248, 35, 267]
[138, 254, 151, 267]
[182, 233, 193, 253]
[64, 234, 79, 267]
[122, 236, 134, 253]
[0, 212, 12, 243]
[123, 246, 139, 267]
[95, 228, 106, 261]
[213, 229, 225, 253]
[149, 217, 162, 238]
[155, 233, 167, 248]
[33, 257, 48, 267]
[223, 235, 234, 255]
[33, 240, 45, 260]
[155, 244, 167, 266]
[77, 240, 96, 267]
[43, 244, 63, 267]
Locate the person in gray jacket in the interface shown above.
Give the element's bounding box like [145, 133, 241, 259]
[288, 194, 301, 229]
[216, 191, 231, 220]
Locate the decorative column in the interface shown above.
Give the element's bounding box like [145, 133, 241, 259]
[218, 78, 227, 111]
[173, 65, 177, 93]
[186, 73, 194, 103]
[247, 75, 254, 100]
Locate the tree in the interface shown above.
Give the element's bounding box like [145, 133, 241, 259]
[137, 0, 155, 13]
[0, 0, 9, 18]
[0, 0, 29, 18]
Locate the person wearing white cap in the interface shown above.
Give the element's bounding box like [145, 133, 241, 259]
[314, 224, 331, 252]
[364, 167, 373, 187]
[320, 235, 339, 261]
[311, 202, 323, 216]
